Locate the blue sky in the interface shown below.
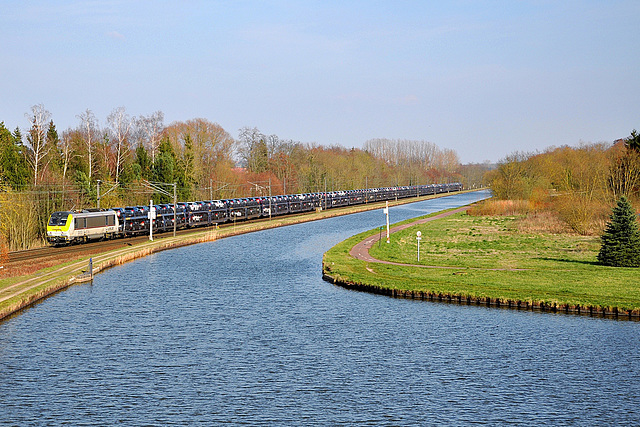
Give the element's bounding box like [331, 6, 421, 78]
[2, 0, 638, 163]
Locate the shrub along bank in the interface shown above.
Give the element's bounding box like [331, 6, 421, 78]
[323, 211, 640, 315]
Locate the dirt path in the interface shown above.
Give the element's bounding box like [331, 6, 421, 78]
[349, 206, 527, 271]
[349, 207, 469, 266]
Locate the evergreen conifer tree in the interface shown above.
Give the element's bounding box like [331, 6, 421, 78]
[598, 196, 640, 267]
[0, 123, 30, 188]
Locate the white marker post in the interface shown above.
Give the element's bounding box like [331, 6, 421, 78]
[384, 201, 390, 244]
[416, 231, 422, 262]
[148, 200, 156, 241]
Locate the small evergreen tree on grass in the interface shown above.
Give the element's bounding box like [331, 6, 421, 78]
[598, 196, 640, 267]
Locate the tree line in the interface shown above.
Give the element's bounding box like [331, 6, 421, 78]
[486, 130, 640, 235]
[0, 104, 476, 251]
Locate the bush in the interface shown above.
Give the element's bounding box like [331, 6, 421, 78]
[0, 191, 42, 251]
[598, 196, 640, 267]
[555, 194, 609, 236]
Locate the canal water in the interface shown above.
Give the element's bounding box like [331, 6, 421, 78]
[1, 191, 639, 425]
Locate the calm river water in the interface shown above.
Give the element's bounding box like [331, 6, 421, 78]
[1, 190, 639, 425]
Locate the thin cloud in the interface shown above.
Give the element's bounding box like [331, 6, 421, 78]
[106, 30, 125, 41]
[396, 95, 419, 106]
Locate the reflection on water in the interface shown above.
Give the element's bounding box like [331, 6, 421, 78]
[1, 191, 639, 424]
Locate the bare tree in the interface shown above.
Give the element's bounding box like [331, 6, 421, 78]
[238, 126, 266, 171]
[364, 138, 438, 167]
[162, 118, 236, 189]
[436, 148, 460, 173]
[77, 109, 98, 179]
[107, 106, 134, 183]
[25, 104, 52, 185]
[608, 142, 640, 199]
[59, 129, 78, 180]
[137, 111, 164, 162]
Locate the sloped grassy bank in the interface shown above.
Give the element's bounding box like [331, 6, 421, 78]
[322, 211, 640, 319]
[0, 229, 221, 321]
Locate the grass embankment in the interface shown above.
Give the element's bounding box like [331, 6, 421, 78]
[323, 210, 640, 314]
[0, 229, 219, 321]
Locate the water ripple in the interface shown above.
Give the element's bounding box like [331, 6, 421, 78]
[2, 191, 639, 425]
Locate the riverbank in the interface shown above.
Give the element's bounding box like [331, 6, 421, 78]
[322, 209, 640, 319]
[0, 189, 480, 321]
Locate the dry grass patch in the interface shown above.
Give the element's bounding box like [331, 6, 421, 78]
[516, 211, 571, 234]
[468, 199, 532, 216]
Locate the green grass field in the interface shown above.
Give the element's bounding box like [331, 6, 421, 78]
[323, 211, 640, 311]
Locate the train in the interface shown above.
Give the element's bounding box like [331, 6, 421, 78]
[46, 182, 463, 245]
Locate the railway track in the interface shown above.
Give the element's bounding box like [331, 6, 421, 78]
[7, 227, 201, 265]
[8, 238, 142, 263]
[3, 189, 469, 277]
[4, 208, 315, 273]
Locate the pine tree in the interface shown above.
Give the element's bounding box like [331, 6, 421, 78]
[46, 120, 61, 173]
[598, 196, 640, 267]
[134, 144, 152, 180]
[12, 127, 23, 145]
[151, 138, 176, 203]
[0, 123, 30, 188]
[626, 129, 640, 152]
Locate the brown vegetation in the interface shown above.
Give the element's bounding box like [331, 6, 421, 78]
[484, 134, 640, 235]
[515, 211, 572, 235]
[0, 235, 8, 270]
[468, 199, 533, 216]
[468, 198, 569, 234]
[2, 105, 488, 250]
[0, 190, 43, 250]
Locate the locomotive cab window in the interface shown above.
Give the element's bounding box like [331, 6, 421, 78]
[48, 212, 70, 226]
